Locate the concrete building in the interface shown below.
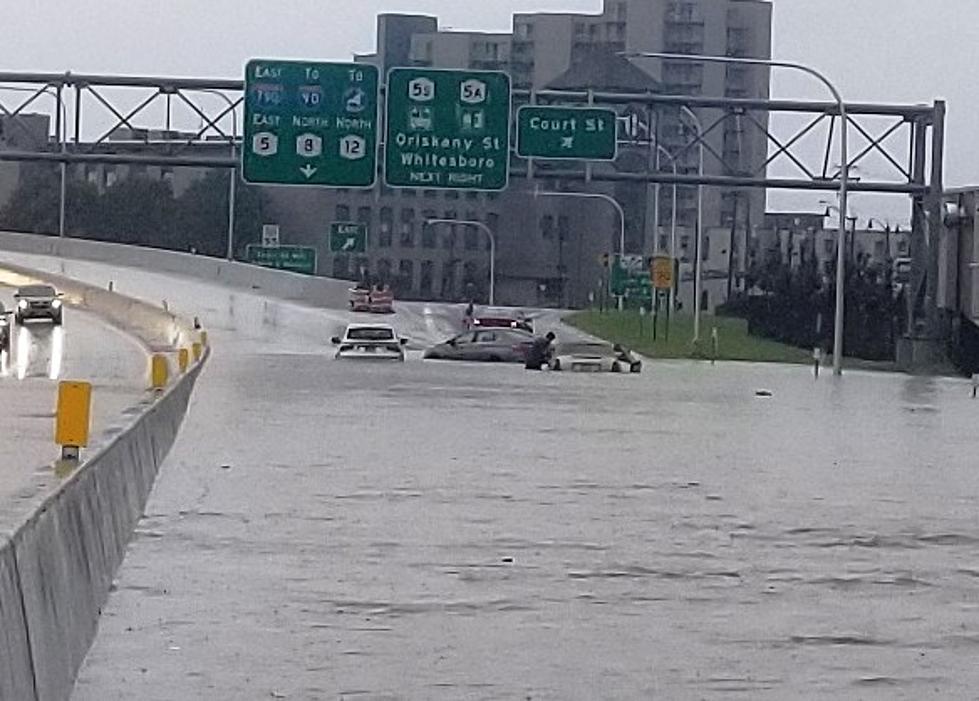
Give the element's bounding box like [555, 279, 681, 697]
[270, 2, 773, 307]
[0, 113, 51, 209]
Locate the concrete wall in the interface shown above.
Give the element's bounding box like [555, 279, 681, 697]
[0, 257, 206, 701]
[0, 230, 352, 311]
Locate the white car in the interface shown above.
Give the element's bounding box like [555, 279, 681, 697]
[548, 341, 642, 373]
[331, 323, 407, 361]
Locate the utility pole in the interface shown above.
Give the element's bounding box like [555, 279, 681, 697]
[727, 194, 738, 301]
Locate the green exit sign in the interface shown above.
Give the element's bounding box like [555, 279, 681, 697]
[246, 245, 317, 275]
[330, 222, 367, 253]
[516, 106, 618, 161]
[242, 59, 379, 188]
[384, 68, 511, 191]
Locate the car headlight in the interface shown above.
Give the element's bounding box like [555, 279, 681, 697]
[17, 300, 27, 310]
[52, 299, 62, 309]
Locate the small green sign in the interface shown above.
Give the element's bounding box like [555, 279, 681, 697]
[384, 68, 511, 191]
[243, 59, 379, 188]
[246, 245, 317, 275]
[330, 222, 368, 253]
[516, 106, 618, 161]
[610, 255, 650, 299]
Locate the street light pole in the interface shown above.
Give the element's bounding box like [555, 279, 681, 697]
[425, 218, 496, 306]
[680, 105, 705, 343]
[533, 188, 627, 309]
[621, 51, 849, 375]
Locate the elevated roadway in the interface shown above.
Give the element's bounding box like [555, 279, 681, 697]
[2, 249, 978, 699]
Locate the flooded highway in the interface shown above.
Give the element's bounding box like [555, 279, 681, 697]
[5, 254, 977, 700]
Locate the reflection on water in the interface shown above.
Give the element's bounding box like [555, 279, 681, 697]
[14, 323, 64, 381]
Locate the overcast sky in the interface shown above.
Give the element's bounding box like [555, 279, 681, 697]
[3, 0, 976, 221]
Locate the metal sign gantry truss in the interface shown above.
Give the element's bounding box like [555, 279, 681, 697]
[0, 70, 947, 336]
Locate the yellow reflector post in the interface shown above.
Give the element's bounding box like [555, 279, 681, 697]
[151, 354, 169, 389]
[200, 330, 208, 347]
[56, 381, 92, 449]
[178, 348, 190, 373]
[192, 342, 202, 361]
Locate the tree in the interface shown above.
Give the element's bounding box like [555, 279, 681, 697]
[97, 176, 177, 248]
[0, 164, 101, 236]
[174, 169, 265, 258]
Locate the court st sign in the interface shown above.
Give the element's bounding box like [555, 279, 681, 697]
[243, 60, 379, 187]
[384, 68, 511, 191]
[330, 222, 368, 254]
[516, 106, 618, 161]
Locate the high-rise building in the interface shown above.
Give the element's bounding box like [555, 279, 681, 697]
[266, 1, 773, 309]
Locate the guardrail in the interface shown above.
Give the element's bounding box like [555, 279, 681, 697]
[0, 261, 208, 701]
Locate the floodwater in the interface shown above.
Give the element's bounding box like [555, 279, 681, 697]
[14, 254, 979, 700]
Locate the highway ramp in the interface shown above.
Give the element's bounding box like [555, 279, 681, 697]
[0, 282, 148, 523]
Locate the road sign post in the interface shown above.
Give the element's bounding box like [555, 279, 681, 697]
[243, 60, 379, 187]
[246, 244, 317, 275]
[384, 68, 511, 191]
[330, 223, 368, 254]
[516, 106, 618, 160]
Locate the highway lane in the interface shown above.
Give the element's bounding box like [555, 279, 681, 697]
[12, 253, 974, 699]
[0, 282, 149, 526]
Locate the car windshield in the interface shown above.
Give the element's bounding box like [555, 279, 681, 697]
[17, 285, 56, 297]
[347, 327, 395, 341]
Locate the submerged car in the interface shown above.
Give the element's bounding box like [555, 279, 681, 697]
[424, 328, 536, 363]
[331, 324, 407, 361]
[14, 284, 63, 325]
[548, 341, 642, 373]
[469, 316, 534, 334]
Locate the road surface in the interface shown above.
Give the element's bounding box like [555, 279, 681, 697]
[2, 252, 977, 700]
[0, 282, 149, 525]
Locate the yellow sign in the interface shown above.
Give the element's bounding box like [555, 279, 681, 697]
[56, 381, 92, 448]
[652, 256, 674, 290]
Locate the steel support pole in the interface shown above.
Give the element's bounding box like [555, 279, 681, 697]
[681, 106, 705, 343]
[425, 219, 496, 306]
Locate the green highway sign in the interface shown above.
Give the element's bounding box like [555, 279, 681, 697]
[330, 222, 368, 253]
[516, 106, 618, 161]
[384, 68, 511, 191]
[243, 59, 379, 187]
[246, 244, 317, 275]
[610, 254, 651, 299]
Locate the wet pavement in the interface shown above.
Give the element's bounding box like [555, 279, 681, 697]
[5, 254, 978, 700]
[0, 284, 148, 522]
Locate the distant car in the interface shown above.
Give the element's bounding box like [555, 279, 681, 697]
[0, 303, 10, 353]
[548, 341, 642, 373]
[14, 284, 63, 325]
[469, 316, 534, 334]
[425, 328, 536, 363]
[331, 323, 407, 361]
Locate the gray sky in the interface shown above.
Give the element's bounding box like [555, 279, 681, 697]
[4, 0, 976, 221]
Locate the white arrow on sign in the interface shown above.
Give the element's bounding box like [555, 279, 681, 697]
[341, 236, 358, 251]
[561, 136, 575, 149]
[300, 165, 317, 179]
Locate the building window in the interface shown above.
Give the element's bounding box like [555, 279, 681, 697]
[898, 240, 909, 255]
[424, 189, 438, 199]
[465, 225, 479, 251]
[446, 190, 460, 200]
[659, 235, 669, 251]
[702, 234, 710, 261]
[379, 207, 393, 248]
[377, 258, 393, 283]
[824, 239, 835, 256]
[701, 290, 709, 311]
[357, 206, 371, 224]
[400, 208, 415, 248]
[402, 188, 416, 198]
[540, 215, 555, 240]
[422, 209, 437, 248]
[420, 260, 434, 295]
[333, 255, 349, 279]
[335, 204, 350, 221]
[874, 240, 886, 258]
[466, 191, 480, 202]
[558, 215, 570, 242]
[399, 260, 414, 289]
[680, 235, 691, 262]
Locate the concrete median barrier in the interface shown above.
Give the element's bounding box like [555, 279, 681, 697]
[0, 231, 352, 310]
[0, 258, 206, 701]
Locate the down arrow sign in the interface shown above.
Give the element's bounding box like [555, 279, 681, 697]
[300, 165, 317, 179]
